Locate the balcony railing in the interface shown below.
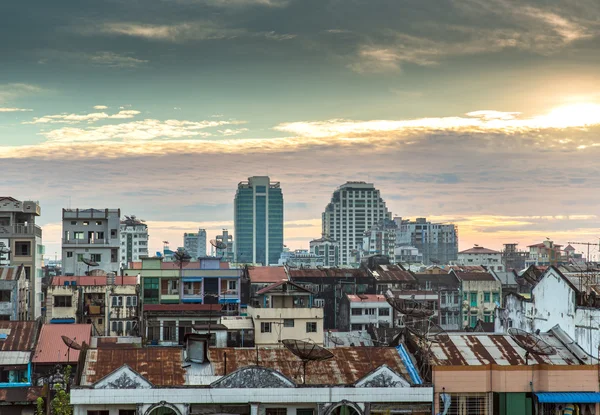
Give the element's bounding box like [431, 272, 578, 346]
[220, 290, 239, 299]
[62, 238, 113, 245]
[0, 224, 42, 238]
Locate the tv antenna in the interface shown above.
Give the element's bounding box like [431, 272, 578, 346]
[508, 328, 556, 365]
[61, 335, 82, 363]
[210, 239, 227, 259]
[282, 339, 334, 384]
[81, 258, 99, 275]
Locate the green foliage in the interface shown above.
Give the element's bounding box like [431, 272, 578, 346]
[35, 397, 44, 415]
[50, 365, 73, 415]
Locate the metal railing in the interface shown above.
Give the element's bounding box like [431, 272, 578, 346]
[0, 224, 42, 237]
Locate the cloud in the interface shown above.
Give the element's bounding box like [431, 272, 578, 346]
[24, 110, 142, 125]
[36, 50, 148, 68]
[218, 128, 249, 136]
[93, 105, 109, 110]
[0, 83, 43, 103]
[186, 0, 289, 6]
[0, 107, 32, 112]
[86, 52, 149, 68]
[86, 21, 295, 43]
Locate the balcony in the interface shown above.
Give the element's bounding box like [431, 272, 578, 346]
[0, 224, 42, 238]
[62, 238, 113, 245]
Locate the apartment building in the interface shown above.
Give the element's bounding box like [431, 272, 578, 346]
[394, 217, 458, 265]
[452, 270, 502, 329]
[309, 234, 339, 267]
[0, 197, 43, 318]
[360, 219, 397, 260]
[62, 208, 121, 275]
[456, 245, 503, 271]
[120, 215, 149, 264]
[0, 265, 28, 320]
[339, 293, 393, 331]
[184, 228, 207, 259]
[247, 280, 324, 346]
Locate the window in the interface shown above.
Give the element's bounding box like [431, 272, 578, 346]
[306, 322, 317, 333]
[95, 221, 102, 226]
[74, 231, 84, 240]
[119, 411, 136, 415]
[97, 231, 104, 240]
[378, 308, 390, 316]
[265, 409, 286, 415]
[112, 296, 118, 306]
[484, 312, 491, 323]
[351, 324, 362, 330]
[14, 241, 31, 256]
[284, 319, 294, 327]
[463, 291, 468, 301]
[143, 278, 159, 304]
[90, 253, 102, 262]
[126, 296, 132, 307]
[77, 254, 84, 262]
[83, 221, 89, 226]
[54, 296, 72, 307]
[70, 221, 77, 225]
[492, 292, 500, 304]
[470, 292, 478, 307]
[66, 251, 73, 258]
[297, 409, 314, 415]
[110, 229, 117, 238]
[87, 411, 109, 415]
[126, 321, 132, 334]
[260, 322, 272, 333]
[0, 290, 10, 302]
[365, 308, 375, 315]
[470, 315, 477, 327]
[484, 292, 490, 303]
[117, 296, 123, 306]
[351, 308, 362, 316]
[228, 280, 237, 291]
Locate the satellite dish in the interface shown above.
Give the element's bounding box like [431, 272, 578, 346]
[61, 335, 82, 350]
[385, 292, 434, 318]
[0, 246, 10, 254]
[282, 339, 334, 384]
[210, 239, 227, 250]
[508, 328, 556, 364]
[328, 334, 344, 347]
[81, 258, 99, 267]
[406, 319, 449, 343]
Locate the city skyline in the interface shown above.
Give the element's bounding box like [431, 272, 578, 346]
[2, 0, 600, 261]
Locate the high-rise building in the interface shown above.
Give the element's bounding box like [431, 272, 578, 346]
[360, 219, 397, 260]
[394, 217, 458, 265]
[234, 176, 284, 265]
[183, 229, 207, 259]
[120, 215, 149, 264]
[214, 229, 234, 263]
[310, 235, 339, 267]
[62, 208, 121, 276]
[0, 197, 43, 319]
[322, 182, 391, 266]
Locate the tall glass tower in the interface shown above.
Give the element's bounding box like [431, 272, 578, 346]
[234, 176, 284, 265]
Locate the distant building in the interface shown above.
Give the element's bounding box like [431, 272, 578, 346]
[62, 208, 121, 276]
[394, 217, 458, 265]
[234, 176, 284, 265]
[339, 293, 394, 331]
[278, 248, 324, 267]
[452, 270, 501, 329]
[413, 272, 462, 331]
[120, 215, 149, 264]
[501, 243, 528, 271]
[213, 229, 234, 263]
[0, 265, 28, 320]
[395, 246, 423, 264]
[0, 197, 43, 318]
[183, 228, 207, 259]
[456, 245, 503, 271]
[525, 239, 569, 267]
[309, 235, 339, 267]
[323, 182, 391, 266]
[360, 219, 397, 260]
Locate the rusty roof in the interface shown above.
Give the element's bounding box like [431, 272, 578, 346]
[81, 348, 185, 386]
[0, 387, 43, 403]
[32, 324, 92, 364]
[417, 330, 593, 366]
[247, 266, 288, 283]
[143, 304, 222, 312]
[453, 271, 497, 281]
[0, 265, 24, 281]
[256, 280, 313, 295]
[347, 294, 387, 303]
[370, 264, 415, 282]
[287, 267, 369, 279]
[459, 246, 501, 255]
[127, 261, 230, 270]
[0, 321, 38, 352]
[208, 347, 411, 385]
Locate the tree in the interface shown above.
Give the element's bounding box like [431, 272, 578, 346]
[35, 397, 44, 415]
[50, 365, 73, 415]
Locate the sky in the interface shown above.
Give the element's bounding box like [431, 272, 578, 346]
[2, 0, 600, 261]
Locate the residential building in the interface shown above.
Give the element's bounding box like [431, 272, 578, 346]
[309, 234, 339, 267]
[394, 217, 458, 265]
[0, 197, 43, 319]
[501, 243, 528, 271]
[0, 320, 41, 413]
[120, 215, 149, 264]
[219, 315, 255, 347]
[245, 266, 288, 303]
[495, 266, 600, 356]
[287, 267, 377, 330]
[360, 219, 397, 260]
[394, 246, 423, 264]
[0, 265, 28, 321]
[525, 239, 566, 267]
[234, 176, 284, 265]
[322, 182, 391, 266]
[362, 256, 416, 294]
[44, 275, 139, 336]
[184, 228, 207, 259]
[278, 248, 325, 267]
[456, 245, 503, 271]
[71, 345, 433, 415]
[62, 208, 121, 276]
[127, 257, 242, 345]
[214, 228, 234, 263]
[247, 280, 324, 346]
[339, 294, 393, 331]
[406, 326, 600, 415]
[32, 323, 92, 380]
[452, 270, 501, 329]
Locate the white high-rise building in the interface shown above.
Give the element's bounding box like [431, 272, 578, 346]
[322, 182, 391, 266]
[120, 215, 149, 265]
[184, 229, 207, 259]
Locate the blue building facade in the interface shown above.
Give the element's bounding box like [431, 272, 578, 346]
[234, 176, 283, 265]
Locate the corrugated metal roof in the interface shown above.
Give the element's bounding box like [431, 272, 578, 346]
[287, 268, 369, 279]
[371, 265, 415, 282]
[0, 387, 43, 403]
[32, 324, 92, 364]
[220, 316, 254, 330]
[536, 392, 600, 403]
[247, 266, 287, 283]
[459, 247, 501, 254]
[324, 331, 374, 347]
[0, 265, 24, 281]
[453, 271, 496, 281]
[0, 351, 31, 365]
[207, 347, 412, 385]
[143, 304, 222, 312]
[81, 348, 185, 386]
[347, 294, 387, 303]
[256, 280, 313, 295]
[0, 321, 37, 351]
[419, 331, 592, 366]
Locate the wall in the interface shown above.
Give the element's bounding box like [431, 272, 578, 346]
[462, 279, 502, 327]
[247, 306, 324, 346]
[46, 285, 79, 322]
[0, 279, 17, 320]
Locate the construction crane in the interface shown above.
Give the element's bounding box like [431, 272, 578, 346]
[567, 240, 600, 263]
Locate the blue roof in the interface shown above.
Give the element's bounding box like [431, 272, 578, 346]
[536, 392, 600, 403]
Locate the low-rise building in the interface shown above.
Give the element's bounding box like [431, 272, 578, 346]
[394, 246, 423, 264]
[245, 266, 288, 304]
[71, 344, 433, 415]
[247, 280, 324, 347]
[0, 265, 28, 321]
[309, 235, 339, 267]
[456, 245, 503, 271]
[412, 273, 461, 331]
[339, 294, 393, 331]
[278, 248, 325, 267]
[120, 215, 149, 264]
[452, 270, 501, 329]
[45, 275, 139, 336]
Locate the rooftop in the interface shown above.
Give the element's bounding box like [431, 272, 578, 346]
[127, 261, 230, 270]
[246, 266, 287, 283]
[0, 265, 24, 281]
[453, 271, 497, 282]
[143, 304, 223, 312]
[459, 246, 501, 255]
[51, 275, 138, 286]
[256, 280, 314, 296]
[347, 294, 388, 303]
[0, 321, 38, 352]
[287, 267, 369, 279]
[369, 264, 415, 282]
[32, 324, 92, 364]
